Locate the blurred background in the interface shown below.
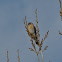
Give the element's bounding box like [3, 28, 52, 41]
[0, 0, 62, 62]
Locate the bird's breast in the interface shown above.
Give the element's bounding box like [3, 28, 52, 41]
[28, 25, 34, 34]
[29, 27, 34, 34]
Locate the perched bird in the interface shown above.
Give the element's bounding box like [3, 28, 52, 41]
[27, 22, 39, 45]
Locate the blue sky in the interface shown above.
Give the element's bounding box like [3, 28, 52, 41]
[0, 0, 62, 62]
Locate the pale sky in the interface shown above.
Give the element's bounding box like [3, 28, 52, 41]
[0, 0, 62, 62]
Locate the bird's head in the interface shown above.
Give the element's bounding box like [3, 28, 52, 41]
[28, 22, 33, 25]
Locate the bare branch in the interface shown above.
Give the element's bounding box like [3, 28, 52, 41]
[59, 31, 62, 35]
[29, 48, 34, 51]
[59, 0, 61, 8]
[17, 49, 20, 62]
[7, 51, 9, 62]
[42, 46, 48, 52]
[39, 30, 49, 51]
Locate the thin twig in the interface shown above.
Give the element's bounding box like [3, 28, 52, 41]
[40, 50, 44, 62]
[17, 49, 20, 62]
[59, 31, 62, 35]
[37, 55, 40, 62]
[35, 9, 40, 43]
[49, 60, 51, 62]
[42, 46, 48, 52]
[7, 51, 9, 62]
[59, 0, 62, 21]
[59, 0, 61, 8]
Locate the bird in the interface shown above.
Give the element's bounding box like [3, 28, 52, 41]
[27, 22, 39, 45]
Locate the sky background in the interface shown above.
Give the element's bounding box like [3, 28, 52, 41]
[0, 0, 62, 62]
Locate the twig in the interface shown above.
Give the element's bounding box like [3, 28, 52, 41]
[35, 9, 40, 43]
[42, 46, 48, 52]
[37, 55, 40, 62]
[40, 50, 44, 62]
[59, 0, 62, 21]
[39, 30, 49, 51]
[7, 51, 9, 62]
[49, 60, 51, 62]
[17, 49, 20, 62]
[59, 31, 62, 35]
[59, 0, 61, 8]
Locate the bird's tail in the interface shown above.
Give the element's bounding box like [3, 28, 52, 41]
[29, 33, 40, 46]
[34, 36, 40, 46]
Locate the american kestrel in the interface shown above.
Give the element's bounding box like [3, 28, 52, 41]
[27, 22, 39, 45]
